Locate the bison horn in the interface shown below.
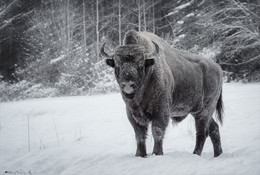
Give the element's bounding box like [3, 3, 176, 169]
[146, 41, 159, 58]
[100, 42, 113, 58]
[152, 41, 159, 55]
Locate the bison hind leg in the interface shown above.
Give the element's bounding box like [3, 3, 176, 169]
[192, 114, 223, 157]
[209, 119, 223, 157]
[192, 115, 210, 156]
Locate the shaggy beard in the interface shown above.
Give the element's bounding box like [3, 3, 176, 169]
[122, 91, 135, 99]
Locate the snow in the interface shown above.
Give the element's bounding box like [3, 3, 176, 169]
[172, 34, 186, 44]
[174, 1, 194, 11]
[167, 0, 194, 17]
[177, 20, 184, 25]
[1, 83, 260, 175]
[199, 46, 221, 60]
[186, 13, 195, 18]
[50, 55, 65, 64]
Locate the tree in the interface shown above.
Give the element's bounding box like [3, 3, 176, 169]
[96, 0, 99, 61]
[82, 0, 87, 58]
[152, 0, 155, 33]
[66, 0, 71, 58]
[142, 0, 146, 31]
[118, 0, 122, 45]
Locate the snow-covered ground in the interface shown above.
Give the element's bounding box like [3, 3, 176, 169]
[1, 83, 260, 175]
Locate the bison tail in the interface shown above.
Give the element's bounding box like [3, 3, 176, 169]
[216, 90, 224, 125]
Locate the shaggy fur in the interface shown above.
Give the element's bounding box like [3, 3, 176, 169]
[101, 30, 223, 158]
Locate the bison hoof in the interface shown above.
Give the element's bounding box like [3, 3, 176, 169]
[152, 151, 163, 156]
[193, 150, 202, 156]
[135, 149, 147, 158]
[214, 148, 223, 157]
[135, 152, 147, 158]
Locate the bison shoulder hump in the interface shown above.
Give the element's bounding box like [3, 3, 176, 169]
[123, 30, 141, 45]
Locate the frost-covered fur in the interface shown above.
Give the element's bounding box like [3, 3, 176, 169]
[104, 30, 223, 158]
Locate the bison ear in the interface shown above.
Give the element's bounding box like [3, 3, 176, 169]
[106, 59, 115, 68]
[145, 59, 155, 67]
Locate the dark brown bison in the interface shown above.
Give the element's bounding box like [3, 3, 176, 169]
[101, 30, 223, 158]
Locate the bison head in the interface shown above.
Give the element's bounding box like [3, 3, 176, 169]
[100, 42, 159, 99]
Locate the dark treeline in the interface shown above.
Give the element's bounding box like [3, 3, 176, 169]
[0, 0, 259, 101]
[0, 0, 37, 80]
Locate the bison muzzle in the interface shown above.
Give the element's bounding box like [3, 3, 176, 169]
[101, 30, 224, 158]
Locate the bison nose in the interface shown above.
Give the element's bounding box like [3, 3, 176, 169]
[122, 81, 135, 88]
[121, 81, 135, 94]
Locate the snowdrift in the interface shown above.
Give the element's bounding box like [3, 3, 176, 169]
[1, 83, 260, 175]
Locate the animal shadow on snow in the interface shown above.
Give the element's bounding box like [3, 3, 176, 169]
[200, 152, 235, 160]
[128, 151, 235, 160]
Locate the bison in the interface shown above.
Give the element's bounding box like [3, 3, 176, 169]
[101, 30, 223, 158]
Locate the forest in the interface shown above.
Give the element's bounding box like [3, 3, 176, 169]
[0, 0, 259, 101]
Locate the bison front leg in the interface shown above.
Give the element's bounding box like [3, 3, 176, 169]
[127, 110, 148, 157]
[151, 117, 168, 156]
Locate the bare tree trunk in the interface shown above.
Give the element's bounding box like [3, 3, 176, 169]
[66, 0, 70, 58]
[152, 0, 155, 33]
[51, 0, 55, 23]
[96, 0, 99, 61]
[82, 0, 87, 59]
[143, 0, 146, 31]
[118, 0, 122, 45]
[138, 0, 141, 31]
